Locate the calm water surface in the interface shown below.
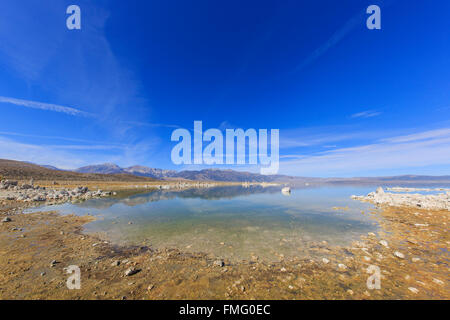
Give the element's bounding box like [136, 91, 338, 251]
[26, 185, 380, 262]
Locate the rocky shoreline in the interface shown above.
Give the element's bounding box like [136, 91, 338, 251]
[0, 184, 448, 299]
[0, 179, 114, 204]
[351, 187, 450, 211]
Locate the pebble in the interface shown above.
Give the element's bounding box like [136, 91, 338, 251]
[408, 287, 419, 294]
[322, 258, 329, 264]
[379, 240, 388, 247]
[213, 260, 225, 267]
[1, 217, 12, 223]
[147, 284, 154, 291]
[124, 267, 141, 276]
[412, 257, 421, 262]
[111, 260, 120, 267]
[432, 278, 444, 286]
[338, 264, 347, 270]
[393, 251, 405, 259]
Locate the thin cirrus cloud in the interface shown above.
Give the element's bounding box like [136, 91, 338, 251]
[0, 96, 92, 117]
[279, 125, 367, 149]
[279, 127, 450, 177]
[350, 110, 382, 119]
[0, 136, 87, 169]
[293, 0, 396, 73]
[0, 131, 122, 145]
[380, 128, 450, 143]
[0, 135, 156, 170]
[293, 9, 365, 73]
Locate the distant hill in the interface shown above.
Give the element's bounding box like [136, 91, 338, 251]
[75, 163, 177, 179]
[0, 159, 156, 182]
[73, 163, 297, 182]
[39, 164, 63, 171]
[123, 165, 177, 179]
[2, 159, 450, 184]
[23, 162, 64, 171]
[76, 163, 124, 174]
[71, 163, 450, 184]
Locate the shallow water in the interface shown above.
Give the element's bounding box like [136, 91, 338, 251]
[26, 185, 381, 262]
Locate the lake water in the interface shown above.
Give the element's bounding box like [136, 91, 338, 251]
[26, 185, 380, 262]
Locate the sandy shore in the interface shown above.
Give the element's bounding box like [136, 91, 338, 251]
[0, 185, 448, 300]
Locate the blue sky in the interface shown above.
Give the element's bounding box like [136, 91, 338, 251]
[0, 0, 449, 177]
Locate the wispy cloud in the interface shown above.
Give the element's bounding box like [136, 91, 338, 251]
[0, 131, 122, 145]
[350, 110, 382, 119]
[0, 2, 145, 135]
[122, 121, 180, 129]
[0, 136, 86, 169]
[293, 0, 395, 73]
[294, 10, 364, 73]
[380, 128, 450, 143]
[279, 155, 305, 159]
[45, 144, 124, 151]
[279, 126, 370, 149]
[0, 96, 91, 117]
[0, 136, 158, 170]
[280, 127, 450, 176]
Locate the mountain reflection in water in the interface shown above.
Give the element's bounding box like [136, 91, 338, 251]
[26, 185, 379, 262]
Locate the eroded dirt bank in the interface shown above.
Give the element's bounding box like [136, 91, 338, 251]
[0, 196, 448, 300]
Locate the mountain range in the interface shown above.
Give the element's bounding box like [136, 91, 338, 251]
[74, 163, 293, 182]
[5, 160, 450, 184]
[73, 163, 450, 184]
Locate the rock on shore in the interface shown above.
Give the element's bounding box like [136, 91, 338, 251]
[0, 180, 111, 203]
[351, 187, 450, 211]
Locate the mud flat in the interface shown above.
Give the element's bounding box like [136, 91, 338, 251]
[352, 187, 450, 211]
[0, 186, 448, 299]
